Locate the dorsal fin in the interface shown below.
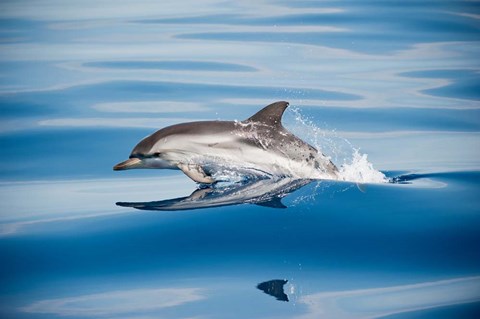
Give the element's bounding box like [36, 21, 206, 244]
[246, 101, 289, 126]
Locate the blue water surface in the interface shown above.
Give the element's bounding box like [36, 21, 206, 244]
[0, 1, 479, 318]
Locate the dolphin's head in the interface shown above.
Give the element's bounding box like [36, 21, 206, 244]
[113, 130, 176, 171]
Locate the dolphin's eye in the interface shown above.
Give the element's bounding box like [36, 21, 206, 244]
[153, 152, 161, 157]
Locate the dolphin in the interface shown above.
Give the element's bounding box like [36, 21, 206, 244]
[116, 178, 313, 211]
[113, 101, 338, 183]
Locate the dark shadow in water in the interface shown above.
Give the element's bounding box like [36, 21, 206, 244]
[390, 171, 479, 185]
[257, 279, 289, 302]
[386, 171, 437, 184]
[117, 178, 313, 211]
[390, 174, 422, 184]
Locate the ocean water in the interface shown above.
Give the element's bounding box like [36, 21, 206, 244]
[1, 1, 480, 318]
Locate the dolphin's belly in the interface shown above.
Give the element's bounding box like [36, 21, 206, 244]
[160, 134, 338, 180]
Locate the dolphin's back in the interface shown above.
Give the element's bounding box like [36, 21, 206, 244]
[132, 121, 236, 156]
[127, 101, 338, 180]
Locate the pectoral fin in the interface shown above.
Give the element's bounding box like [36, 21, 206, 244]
[255, 197, 287, 209]
[356, 183, 367, 193]
[178, 163, 215, 184]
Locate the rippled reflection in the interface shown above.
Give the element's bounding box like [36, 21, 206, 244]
[117, 178, 313, 211]
[292, 276, 480, 319]
[18, 276, 480, 318]
[22, 287, 205, 317]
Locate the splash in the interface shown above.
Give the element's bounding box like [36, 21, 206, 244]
[338, 149, 388, 184]
[206, 163, 273, 184]
[286, 107, 388, 184]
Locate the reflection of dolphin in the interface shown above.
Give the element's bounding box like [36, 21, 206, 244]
[257, 279, 289, 302]
[117, 178, 312, 211]
[114, 101, 338, 183]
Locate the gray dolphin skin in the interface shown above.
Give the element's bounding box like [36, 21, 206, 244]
[113, 101, 338, 183]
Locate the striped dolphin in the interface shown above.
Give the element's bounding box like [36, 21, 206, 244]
[113, 101, 338, 183]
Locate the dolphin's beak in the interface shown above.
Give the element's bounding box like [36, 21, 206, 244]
[113, 158, 143, 171]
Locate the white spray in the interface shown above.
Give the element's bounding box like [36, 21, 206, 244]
[286, 107, 388, 184]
